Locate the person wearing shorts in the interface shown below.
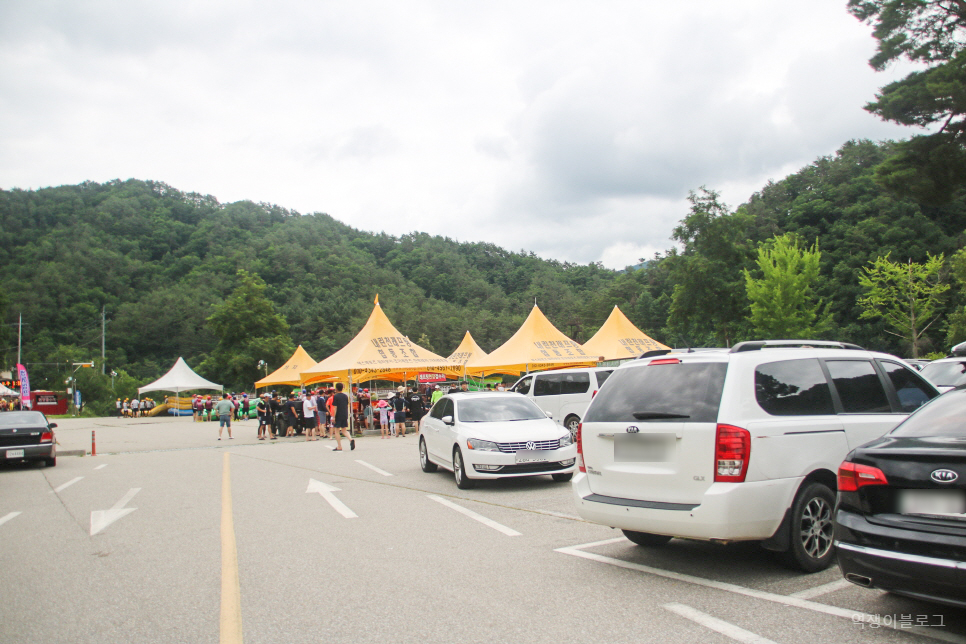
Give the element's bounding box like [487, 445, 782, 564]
[284, 393, 299, 437]
[256, 393, 273, 440]
[213, 394, 234, 440]
[377, 398, 390, 439]
[332, 383, 353, 451]
[392, 386, 408, 437]
[302, 392, 318, 441]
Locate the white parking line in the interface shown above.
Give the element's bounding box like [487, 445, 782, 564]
[94, 464, 107, 470]
[52, 476, 84, 493]
[355, 460, 393, 477]
[556, 539, 966, 644]
[789, 578, 854, 600]
[664, 603, 780, 644]
[0, 511, 21, 526]
[427, 495, 521, 536]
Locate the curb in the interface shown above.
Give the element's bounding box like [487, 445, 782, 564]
[59, 450, 87, 457]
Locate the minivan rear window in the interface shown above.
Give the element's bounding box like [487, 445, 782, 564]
[584, 362, 727, 423]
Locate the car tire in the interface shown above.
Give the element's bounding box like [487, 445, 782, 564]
[781, 482, 836, 573]
[419, 438, 437, 473]
[564, 415, 580, 438]
[43, 456, 56, 467]
[551, 472, 573, 482]
[622, 529, 672, 547]
[453, 447, 475, 489]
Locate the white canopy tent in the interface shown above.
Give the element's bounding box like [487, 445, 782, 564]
[138, 357, 223, 396]
[0, 383, 18, 396]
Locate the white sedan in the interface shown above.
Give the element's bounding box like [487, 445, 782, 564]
[419, 392, 577, 489]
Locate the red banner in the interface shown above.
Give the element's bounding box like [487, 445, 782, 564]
[417, 372, 446, 383]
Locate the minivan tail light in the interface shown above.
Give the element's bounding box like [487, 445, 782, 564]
[576, 422, 585, 473]
[649, 358, 681, 365]
[837, 461, 889, 492]
[714, 424, 750, 483]
[40, 432, 53, 443]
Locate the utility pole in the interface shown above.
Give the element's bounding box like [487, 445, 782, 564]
[101, 306, 106, 374]
[17, 313, 21, 366]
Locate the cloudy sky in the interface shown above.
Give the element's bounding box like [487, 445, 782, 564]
[0, 1, 913, 268]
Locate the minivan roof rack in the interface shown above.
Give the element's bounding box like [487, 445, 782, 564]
[730, 340, 864, 353]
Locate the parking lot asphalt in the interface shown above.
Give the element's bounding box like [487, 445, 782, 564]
[2, 415, 965, 644]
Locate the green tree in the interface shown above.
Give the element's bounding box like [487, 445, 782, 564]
[858, 253, 949, 357]
[744, 234, 831, 339]
[200, 270, 295, 389]
[849, 0, 966, 202]
[667, 188, 754, 346]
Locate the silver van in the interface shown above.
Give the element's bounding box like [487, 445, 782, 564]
[509, 366, 614, 437]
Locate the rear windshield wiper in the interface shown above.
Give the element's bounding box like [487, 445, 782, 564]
[632, 412, 690, 420]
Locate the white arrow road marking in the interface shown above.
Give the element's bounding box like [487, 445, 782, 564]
[427, 495, 521, 536]
[355, 460, 393, 476]
[51, 476, 84, 493]
[306, 479, 357, 519]
[788, 578, 854, 600]
[90, 488, 140, 536]
[0, 511, 21, 526]
[664, 603, 780, 644]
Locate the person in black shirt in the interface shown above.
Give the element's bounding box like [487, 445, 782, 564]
[407, 389, 426, 432]
[332, 382, 353, 451]
[392, 386, 409, 437]
[284, 393, 300, 437]
[256, 393, 274, 440]
[269, 392, 282, 438]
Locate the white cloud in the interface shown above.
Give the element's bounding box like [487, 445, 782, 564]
[0, 0, 914, 268]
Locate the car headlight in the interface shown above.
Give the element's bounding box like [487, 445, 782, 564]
[559, 433, 573, 447]
[467, 438, 500, 451]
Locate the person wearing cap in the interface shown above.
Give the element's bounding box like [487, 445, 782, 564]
[376, 396, 390, 439]
[256, 393, 273, 440]
[240, 393, 250, 421]
[204, 395, 214, 421]
[302, 390, 318, 441]
[431, 385, 443, 406]
[115, 398, 122, 417]
[392, 386, 408, 437]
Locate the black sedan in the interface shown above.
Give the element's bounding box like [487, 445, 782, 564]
[0, 411, 57, 467]
[835, 387, 966, 608]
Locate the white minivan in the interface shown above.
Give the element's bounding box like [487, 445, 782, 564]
[510, 366, 614, 437]
[573, 341, 940, 572]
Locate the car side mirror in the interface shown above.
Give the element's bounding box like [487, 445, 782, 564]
[442, 415, 454, 425]
[545, 411, 553, 419]
[48, 423, 58, 429]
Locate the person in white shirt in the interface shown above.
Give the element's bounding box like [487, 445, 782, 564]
[131, 398, 140, 417]
[302, 392, 318, 441]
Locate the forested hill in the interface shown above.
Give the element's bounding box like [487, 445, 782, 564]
[0, 179, 618, 391]
[3, 138, 966, 405]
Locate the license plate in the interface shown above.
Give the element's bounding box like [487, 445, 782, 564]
[614, 435, 672, 463]
[5, 449, 24, 458]
[899, 489, 966, 516]
[515, 450, 550, 464]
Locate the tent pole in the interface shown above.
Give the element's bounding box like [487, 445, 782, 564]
[348, 371, 354, 436]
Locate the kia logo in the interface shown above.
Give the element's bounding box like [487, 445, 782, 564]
[931, 469, 959, 484]
[626, 426, 640, 433]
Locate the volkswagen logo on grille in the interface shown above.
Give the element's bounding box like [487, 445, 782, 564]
[931, 469, 959, 484]
[626, 426, 640, 433]
[525, 441, 535, 451]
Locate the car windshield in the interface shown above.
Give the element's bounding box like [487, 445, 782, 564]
[919, 361, 966, 388]
[0, 411, 48, 429]
[457, 397, 546, 423]
[891, 389, 966, 437]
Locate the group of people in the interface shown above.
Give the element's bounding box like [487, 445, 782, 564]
[116, 397, 158, 417]
[195, 379, 506, 448]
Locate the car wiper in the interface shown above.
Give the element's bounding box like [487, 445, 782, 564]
[632, 411, 690, 420]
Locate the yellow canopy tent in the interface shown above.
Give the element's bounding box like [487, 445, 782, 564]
[300, 297, 458, 386]
[447, 331, 489, 380]
[581, 306, 670, 361]
[255, 345, 320, 389]
[465, 305, 598, 376]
